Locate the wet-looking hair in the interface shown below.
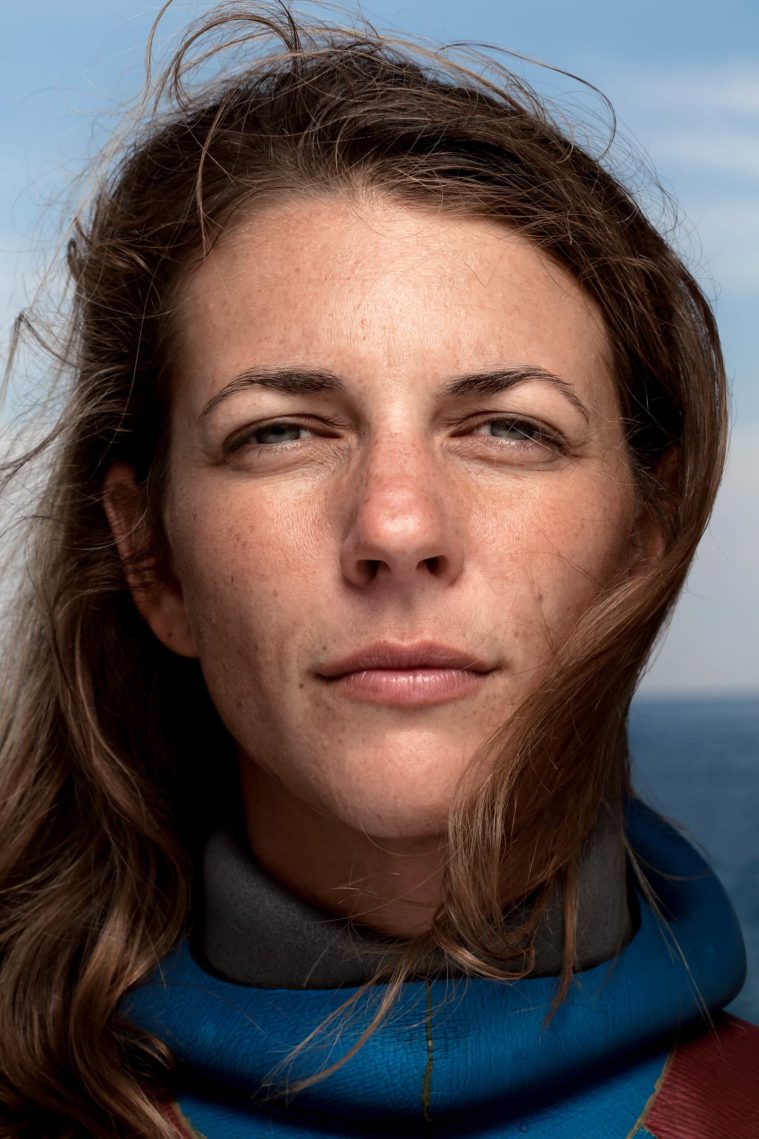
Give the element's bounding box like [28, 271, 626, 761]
[0, 3, 726, 1136]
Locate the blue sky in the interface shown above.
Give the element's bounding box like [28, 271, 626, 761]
[1, 0, 757, 692]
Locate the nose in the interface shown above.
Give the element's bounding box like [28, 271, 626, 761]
[340, 434, 465, 589]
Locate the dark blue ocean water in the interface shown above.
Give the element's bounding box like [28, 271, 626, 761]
[629, 695, 759, 1023]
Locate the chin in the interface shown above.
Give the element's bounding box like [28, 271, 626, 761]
[318, 756, 467, 839]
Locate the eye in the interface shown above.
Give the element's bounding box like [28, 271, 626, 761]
[223, 419, 316, 455]
[250, 422, 312, 445]
[469, 416, 566, 453]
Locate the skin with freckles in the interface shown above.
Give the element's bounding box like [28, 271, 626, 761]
[106, 194, 650, 935]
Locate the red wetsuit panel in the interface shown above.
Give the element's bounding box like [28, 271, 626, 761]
[643, 1014, 759, 1139]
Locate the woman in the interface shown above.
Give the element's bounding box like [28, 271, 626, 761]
[0, 3, 756, 1136]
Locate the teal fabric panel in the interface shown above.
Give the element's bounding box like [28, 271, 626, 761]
[124, 801, 747, 1135]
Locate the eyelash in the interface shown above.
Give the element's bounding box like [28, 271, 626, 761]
[463, 415, 567, 453]
[222, 415, 567, 458]
[223, 420, 326, 455]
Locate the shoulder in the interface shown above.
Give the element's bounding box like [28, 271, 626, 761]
[635, 1014, 759, 1139]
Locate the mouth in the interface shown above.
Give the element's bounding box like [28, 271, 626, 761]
[318, 641, 496, 707]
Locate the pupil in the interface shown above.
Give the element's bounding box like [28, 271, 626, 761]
[259, 424, 298, 443]
[492, 420, 522, 438]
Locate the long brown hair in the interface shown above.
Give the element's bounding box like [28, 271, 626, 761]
[0, 3, 727, 1135]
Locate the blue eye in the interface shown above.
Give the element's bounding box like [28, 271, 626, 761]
[484, 420, 531, 440]
[474, 418, 556, 446]
[252, 422, 307, 445]
[223, 420, 313, 455]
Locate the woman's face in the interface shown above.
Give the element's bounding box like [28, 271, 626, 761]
[144, 195, 646, 838]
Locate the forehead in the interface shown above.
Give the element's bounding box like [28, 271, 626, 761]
[171, 194, 618, 413]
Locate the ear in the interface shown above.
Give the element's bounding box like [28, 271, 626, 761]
[102, 462, 198, 658]
[627, 453, 678, 578]
[628, 507, 666, 578]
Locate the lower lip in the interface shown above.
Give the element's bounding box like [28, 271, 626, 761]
[323, 668, 490, 706]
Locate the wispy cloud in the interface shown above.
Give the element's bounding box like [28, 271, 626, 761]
[621, 62, 759, 118]
[648, 131, 759, 181]
[674, 203, 759, 294]
[605, 60, 759, 297]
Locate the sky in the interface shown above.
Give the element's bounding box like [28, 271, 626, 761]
[1, 0, 757, 694]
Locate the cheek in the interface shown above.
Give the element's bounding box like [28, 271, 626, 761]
[166, 483, 325, 685]
[476, 466, 637, 634]
[171, 476, 324, 596]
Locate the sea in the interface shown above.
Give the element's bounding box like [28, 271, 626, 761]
[629, 695, 759, 1023]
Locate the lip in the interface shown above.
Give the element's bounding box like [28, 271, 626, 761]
[317, 641, 496, 707]
[318, 640, 494, 678]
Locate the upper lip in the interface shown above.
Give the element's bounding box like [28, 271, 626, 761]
[318, 641, 494, 678]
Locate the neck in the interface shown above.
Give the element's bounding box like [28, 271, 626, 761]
[200, 787, 633, 989]
[241, 762, 447, 938]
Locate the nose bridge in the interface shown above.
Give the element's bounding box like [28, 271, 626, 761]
[365, 427, 434, 514]
[341, 426, 464, 587]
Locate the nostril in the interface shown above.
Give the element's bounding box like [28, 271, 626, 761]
[358, 558, 381, 583]
[356, 555, 448, 582]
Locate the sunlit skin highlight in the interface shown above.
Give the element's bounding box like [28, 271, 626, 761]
[106, 194, 653, 936]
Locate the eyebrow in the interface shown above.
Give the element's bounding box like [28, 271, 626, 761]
[197, 364, 591, 423]
[198, 367, 345, 422]
[442, 367, 591, 421]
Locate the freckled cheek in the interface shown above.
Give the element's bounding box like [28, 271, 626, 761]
[474, 477, 635, 636]
[529, 501, 635, 625]
[169, 488, 323, 666]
